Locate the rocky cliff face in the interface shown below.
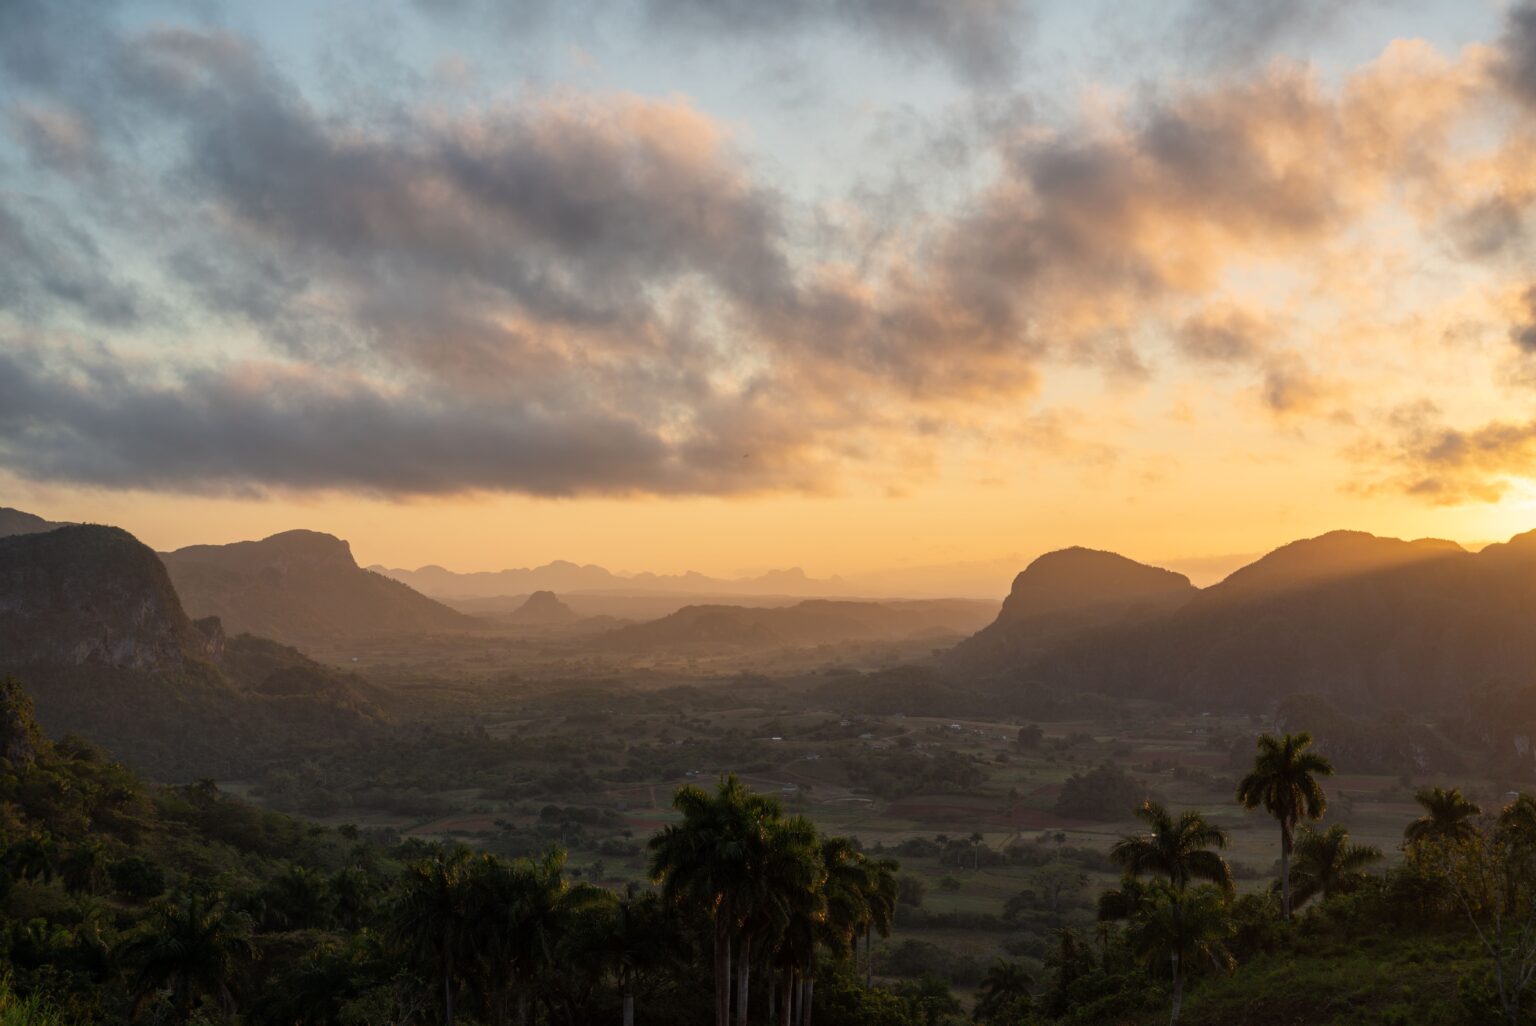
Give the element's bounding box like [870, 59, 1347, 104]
[949, 547, 1196, 669]
[162, 530, 477, 648]
[0, 525, 207, 674]
[0, 525, 386, 779]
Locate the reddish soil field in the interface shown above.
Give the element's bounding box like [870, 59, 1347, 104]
[885, 801, 994, 822]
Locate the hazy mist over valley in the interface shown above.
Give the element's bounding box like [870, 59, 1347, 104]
[9, 1, 1536, 1024]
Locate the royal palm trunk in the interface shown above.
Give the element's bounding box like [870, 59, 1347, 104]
[1169, 952, 1183, 1026]
[736, 933, 752, 1026]
[1280, 819, 1294, 918]
[714, 919, 732, 1026]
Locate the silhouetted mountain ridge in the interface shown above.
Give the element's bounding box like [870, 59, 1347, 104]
[0, 507, 71, 538]
[164, 530, 477, 649]
[506, 590, 582, 625]
[0, 523, 384, 777]
[374, 560, 844, 599]
[949, 547, 1196, 670]
[956, 528, 1536, 714]
[600, 599, 998, 654]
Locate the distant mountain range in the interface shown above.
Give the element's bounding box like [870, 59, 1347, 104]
[373, 560, 845, 599]
[377, 551, 1258, 602]
[164, 530, 479, 649]
[598, 599, 998, 654]
[0, 506, 69, 537]
[956, 529, 1536, 713]
[505, 590, 582, 626]
[11, 502, 1536, 737]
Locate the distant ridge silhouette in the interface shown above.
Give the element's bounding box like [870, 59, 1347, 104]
[163, 530, 477, 648]
[953, 529, 1536, 712]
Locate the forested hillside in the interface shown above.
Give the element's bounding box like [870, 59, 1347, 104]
[4, 670, 1533, 1026]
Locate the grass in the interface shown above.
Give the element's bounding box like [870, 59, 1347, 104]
[1172, 933, 1488, 1026]
[0, 977, 67, 1026]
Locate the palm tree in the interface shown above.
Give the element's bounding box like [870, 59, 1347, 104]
[1110, 802, 1232, 893]
[331, 864, 377, 931]
[121, 891, 257, 1022]
[591, 883, 678, 1026]
[974, 959, 1033, 1023]
[4, 832, 56, 884]
[1497, 792, 1536, 850]
[744, 820, 825, 1026]
[390, 847, 475, 1026]
[462, 846, 604, 1026]
[513, 850, 606, 1026]
[60, 840, 112, 896]
[817, 835, 869, 961]
[1125, 883, 1234, 1026]
[1236, 732, 1333, 917]
[860, 857, 899, 986]
[767, 887, 823, 1026]
[259, 864, 333, 931]
[648, 775, 781, 1026]
[1288, 824, 1382, 909]
[1096, 876, 1156, 923]
[1405, 786, 1483, 846]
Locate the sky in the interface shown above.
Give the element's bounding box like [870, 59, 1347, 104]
[4, 0, 1536, 586]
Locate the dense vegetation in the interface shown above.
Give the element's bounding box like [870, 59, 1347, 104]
[0, 677, 915, 1026]
[7, 667, 1536, 1026]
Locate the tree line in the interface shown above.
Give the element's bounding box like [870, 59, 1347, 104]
[6, 664, 1536, 1026]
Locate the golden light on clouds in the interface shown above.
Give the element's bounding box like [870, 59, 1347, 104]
[4, 2, 1536, 587]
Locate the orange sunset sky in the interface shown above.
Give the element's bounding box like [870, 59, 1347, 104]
[5, 1, 1536, 587]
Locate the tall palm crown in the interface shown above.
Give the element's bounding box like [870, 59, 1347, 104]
[123, 891, 257, 1021]
[1110, 801, 1233, 892]
[1498, 792, 1536, 850]
[648, 775, 782, 920]
[389, 847, 476, 1026]
[1125, 883, 1234, 1026]
[1405, 786, 1483, 845]
[1236, 731, 1333, 917]
[1289, 824, 1382, 908]
[647, 774, 785, 1026]
[975, 959, 1034, 1023]
[817, 835, 872, 958]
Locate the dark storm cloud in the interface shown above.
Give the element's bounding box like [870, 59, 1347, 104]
[106, 25, 794, 367]
[0, 6, 1366, 497]
[0, 343, 813, 497]
[0, 0, 1510, 499]
[1498, 0, 1536, 108]
[0, 8, 837, 496]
